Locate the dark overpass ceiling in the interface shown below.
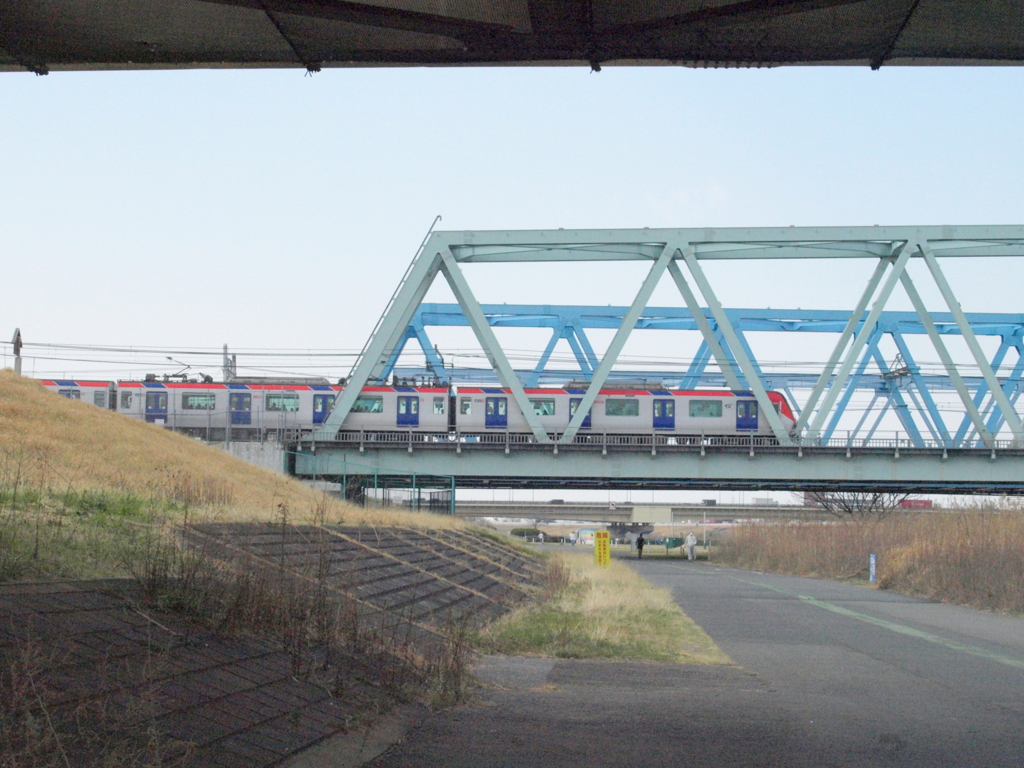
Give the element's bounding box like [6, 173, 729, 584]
[2, 1, 1023, 75]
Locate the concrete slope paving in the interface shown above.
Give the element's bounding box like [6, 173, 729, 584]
[373, 558, 1024, 768]
[1, 527, 540, 767]
[0, 580, 393, 768]
[635, 558, 1024, 767]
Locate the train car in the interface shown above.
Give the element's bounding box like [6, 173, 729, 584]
[339, 386, 450, 432]
[453, 387, 795, 436]
[39, 380, 116, 409]
[114, 380, 346, 438]
[111, 380, 451, 438]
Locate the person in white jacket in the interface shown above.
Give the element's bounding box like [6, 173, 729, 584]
[685, 531, 698, 561]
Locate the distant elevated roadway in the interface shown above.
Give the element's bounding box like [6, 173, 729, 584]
[454, 501, 826, 524]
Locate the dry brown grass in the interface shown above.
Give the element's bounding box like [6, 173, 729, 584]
[0, 370, 314, 516]
[476, 552, 730, 664]
[0, 370, 466, 529]
[718, 511, 1024, 614]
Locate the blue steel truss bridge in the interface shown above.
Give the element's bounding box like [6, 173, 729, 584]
[292, 225, 1024, 498]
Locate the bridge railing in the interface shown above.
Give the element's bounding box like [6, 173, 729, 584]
[295, 430, 1020, 453]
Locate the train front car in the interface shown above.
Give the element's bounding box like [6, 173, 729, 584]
[671, 390, 797, 437]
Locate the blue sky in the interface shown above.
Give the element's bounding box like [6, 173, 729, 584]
[2, 64, 1023, 382]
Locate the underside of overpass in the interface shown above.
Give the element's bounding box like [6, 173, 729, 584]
[2, 1, 1024, 75]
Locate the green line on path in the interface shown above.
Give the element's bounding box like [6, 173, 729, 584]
[732, 576, 1024, 671]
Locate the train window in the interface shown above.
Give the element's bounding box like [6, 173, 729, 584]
[94, 392, 107, 408]
[605, 398, 639, 417]
[120, 391, 133, 409]
[58, 389, 81, 400]
[182, 394, 216, 410]
[230, 393, 252, 411]
[146, 392, 167, 411]
[773, 400, 782, 415]
[433, 397, 445, 415]
[398, 397, 418, 415]
[689, 399, 723, 418]
[654, 400, 675, 418]
[266, 393, 301, 412]
[352, 396, 384, 413]
[460, 398, 472, 415]
[530, 399, 556, 416]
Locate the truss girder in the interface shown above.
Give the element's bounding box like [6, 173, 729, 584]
[561, 245, 673, 442]
[318, 226, 1024, 449]
[919, 242, 1024, 442]
[437, 249, 552, 444]
[887, 329, 950, 446]
[680, 248, 794, 444]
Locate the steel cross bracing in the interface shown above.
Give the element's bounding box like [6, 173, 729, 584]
[316, 226, 1024, 450]
[383, 304, 1024, 449]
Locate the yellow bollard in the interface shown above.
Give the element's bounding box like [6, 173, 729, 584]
[594, 530, 611, 566]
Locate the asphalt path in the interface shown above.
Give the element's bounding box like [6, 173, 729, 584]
[637, 557, 1024, 766]
[370, 556, 1024, 767]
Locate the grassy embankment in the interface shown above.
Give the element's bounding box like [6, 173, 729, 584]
[717, 511, 1024, 614]
[0, 370, 466, 581]
[476, 551, 729, 664]
[0, 372, 480, 766]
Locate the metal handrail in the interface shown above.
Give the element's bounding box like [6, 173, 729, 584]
[296, 429, 1023, 453]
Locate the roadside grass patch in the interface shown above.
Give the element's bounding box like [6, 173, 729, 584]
[475, 552, 730, 664]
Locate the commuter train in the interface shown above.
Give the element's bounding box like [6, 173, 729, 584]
[39, 378, 796, 439]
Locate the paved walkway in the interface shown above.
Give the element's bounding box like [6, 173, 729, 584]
[371, 560, 1024, 767]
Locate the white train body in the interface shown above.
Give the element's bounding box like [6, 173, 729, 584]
[39, 380, 795, 438]
[454, 387, 795, 436]
[40, 380, 116, 409]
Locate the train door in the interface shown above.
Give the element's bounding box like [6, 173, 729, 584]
[145, 391, 168, 423]
[569, 398, 592, 429]
[397, 395, 419, 427]
[653, 398, 675, 430]
[313, 394, 335, 425]
[736, 400, 758, 431]
[485, 397, 508, 428]
[230, 392, 252, 425]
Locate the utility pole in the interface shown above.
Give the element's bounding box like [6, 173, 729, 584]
[11, 329, 22, 375]
[222, 344, 232, 382]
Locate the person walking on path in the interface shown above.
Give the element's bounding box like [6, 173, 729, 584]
[685, 531, 698, 561]
[636, 533, 646, 559]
